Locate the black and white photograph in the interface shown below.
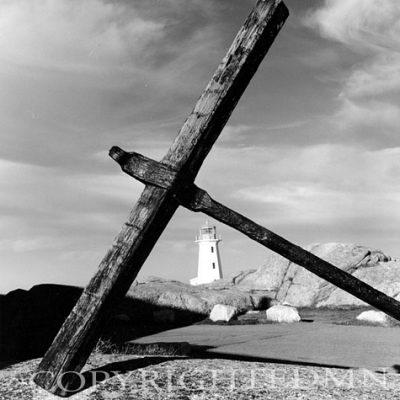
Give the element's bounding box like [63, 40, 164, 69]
[1, 0, 400, 398]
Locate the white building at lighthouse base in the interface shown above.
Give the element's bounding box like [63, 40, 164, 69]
[190, 222, 223, 286]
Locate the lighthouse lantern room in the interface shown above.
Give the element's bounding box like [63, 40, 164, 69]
[190, 221, 223, 285]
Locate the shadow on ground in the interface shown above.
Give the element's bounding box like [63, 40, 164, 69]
[0, 284, 205, 369]
[3, 283, 399, 397]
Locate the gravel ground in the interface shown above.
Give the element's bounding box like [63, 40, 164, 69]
[1, 354, 400, 400]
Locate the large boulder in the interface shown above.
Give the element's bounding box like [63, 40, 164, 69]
[0, 284, 83, 360]
[317, 260, 400, 308]
[234, 243, 397, 308]
[209, 304, 238, 322]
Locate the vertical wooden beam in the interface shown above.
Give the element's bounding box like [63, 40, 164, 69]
[34, 1, 289, 395]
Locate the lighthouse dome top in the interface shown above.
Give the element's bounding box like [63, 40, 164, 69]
[196, 220, 221, 242]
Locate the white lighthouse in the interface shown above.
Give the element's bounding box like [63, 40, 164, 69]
[190, 221, 223, 285]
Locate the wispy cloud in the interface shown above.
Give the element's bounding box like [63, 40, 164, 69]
[0, 0, 226, 169]
[0, 157, 143, 261]
[304, 0, 400, 52]
[0, 237, 65, 252]
[0, 0, 164, 72]
[218, 125, 253, 144]
[337, 99, 400, 130]
[304, 0, 400, 148]
[231, 144, 400, 232]
[343, 55, 400, 98]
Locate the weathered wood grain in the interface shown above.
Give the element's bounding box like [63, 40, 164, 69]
[34, 0, 289, 395]
[109, 146, 178, 189]
[112, 148, 400, 322]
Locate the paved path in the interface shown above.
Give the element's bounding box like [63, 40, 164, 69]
[131, 322, 400, 372]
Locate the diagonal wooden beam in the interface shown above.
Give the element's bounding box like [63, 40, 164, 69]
[34, 1, 289, 395]
[111, 147, 400, 321]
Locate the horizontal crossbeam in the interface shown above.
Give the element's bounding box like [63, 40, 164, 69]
[111, 147, 400, 321]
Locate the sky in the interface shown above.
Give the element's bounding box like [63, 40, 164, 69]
[1, 0, 400, 293]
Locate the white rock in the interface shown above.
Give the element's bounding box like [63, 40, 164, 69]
[266, 305, 301, 323]
[356, 310, 390, 325]
[210, 304, 238, 322]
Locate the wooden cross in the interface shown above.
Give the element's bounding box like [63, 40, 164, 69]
[34, 0, 400, 395]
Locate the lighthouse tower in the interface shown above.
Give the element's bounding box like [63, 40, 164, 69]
[190, 221, 223, 285]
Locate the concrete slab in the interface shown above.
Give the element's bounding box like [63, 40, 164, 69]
[130, 323, 400, 372]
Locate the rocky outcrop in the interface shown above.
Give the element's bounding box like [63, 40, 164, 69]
[128, 243, 400, 312]
[317, 260, 400, 308]
[234, 243, 399, 308]
[127, 276, 273, 316]
[0, 285, 83, 360]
